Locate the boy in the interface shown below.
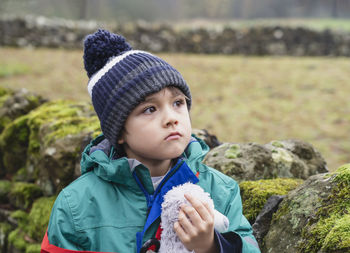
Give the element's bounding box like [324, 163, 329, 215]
[41, 29, 260, 253]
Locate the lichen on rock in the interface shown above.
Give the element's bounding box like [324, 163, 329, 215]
[298, 164, 350, 252]
[204, 140, 327, 183]
[224, 144, 241, 159]
[239, 178, 303, 224]
[264, 164, 350, 253]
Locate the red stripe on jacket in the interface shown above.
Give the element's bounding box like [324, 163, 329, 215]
[41, 231, 115, 253]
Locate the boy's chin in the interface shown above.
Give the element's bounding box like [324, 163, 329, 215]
[161, 149, 186, 161]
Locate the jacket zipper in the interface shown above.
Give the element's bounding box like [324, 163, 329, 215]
[132, 159, 184, 210]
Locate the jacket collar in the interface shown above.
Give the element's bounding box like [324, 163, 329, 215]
[80, 134, 209, 187]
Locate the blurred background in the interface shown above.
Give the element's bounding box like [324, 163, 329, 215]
[1, 0, 350, 171]
[1, 0, 350, 21]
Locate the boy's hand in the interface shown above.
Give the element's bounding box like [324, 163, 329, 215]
[174, 194, 219, 253]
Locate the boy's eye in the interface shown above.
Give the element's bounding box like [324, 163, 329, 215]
[143, 106, 156, 114]
[174, 99, 185, 107]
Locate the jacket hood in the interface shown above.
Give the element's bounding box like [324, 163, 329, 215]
[80, 134, 210, 186]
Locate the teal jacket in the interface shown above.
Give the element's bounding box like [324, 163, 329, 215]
[45, 135, 260, 253]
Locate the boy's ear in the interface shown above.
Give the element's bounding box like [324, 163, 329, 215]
[118, 138, 124, 144]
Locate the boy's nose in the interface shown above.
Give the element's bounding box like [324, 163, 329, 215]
[163, 109, 178, 127]
[166, 118, 178, 127]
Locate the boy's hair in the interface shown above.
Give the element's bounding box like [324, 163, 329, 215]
[83, 29, 192, 148]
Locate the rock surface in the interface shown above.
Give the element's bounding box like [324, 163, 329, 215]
[0, 100, 100, 195]
[252, 195, 285, 248]
[264, 164, 350, 253]
[204, 140, 328, 182]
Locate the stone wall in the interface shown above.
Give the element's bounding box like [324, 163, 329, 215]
[1, 15, 350, 56]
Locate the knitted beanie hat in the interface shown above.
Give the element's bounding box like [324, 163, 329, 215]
[83, 29, 192, 148]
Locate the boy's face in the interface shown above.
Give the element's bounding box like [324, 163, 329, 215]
[118, 87, 192, 165]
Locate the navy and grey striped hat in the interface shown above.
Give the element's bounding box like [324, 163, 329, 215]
[83, 29, 191, 147]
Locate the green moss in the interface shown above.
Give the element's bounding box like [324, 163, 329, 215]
[0, 89, 12, 108]
[0, 88, 11, 131]
[240, 178, 303, 223]
[0, 115, 11, 133]
[8, 228, 27, 251]
[7, 197, 56, 250]
[0, 180, 12, 201]
[25, 100, 100, 149]
[26, 244, 41, 253]
[271, 140, 284, 148]
[7, 225, 42, 253]
[0, 100, 100, 177]
[0, 87, 9, 97]
[0, 116, 29, 147]
[271, 199, 289, 222]
[26, 196, 56, 241]
[322, 213, 350, 251]
[0, 222, 13, 236]
[298, 164, 350, 252]
[10, 210, 29, 228]
[0, 116, 30, 173]
[224, 144, 241, 159]
[10, 182, 43, 209]
[13, 167, 29, 182]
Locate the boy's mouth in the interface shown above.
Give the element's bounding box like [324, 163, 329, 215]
[165, 132, 182, 141]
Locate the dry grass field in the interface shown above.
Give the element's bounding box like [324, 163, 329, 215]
[1, 47, 350, 171]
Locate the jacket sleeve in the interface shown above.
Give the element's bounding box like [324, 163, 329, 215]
[221, 181, 261, 253]
[214, 229, 242, 253]
[44, 190, 85, 251]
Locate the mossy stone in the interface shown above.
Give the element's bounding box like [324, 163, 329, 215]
[8, 228, 27, 251]
[0, 87, 9, 97]
[0, 88, 45, 137]
[265, 164, 350, 253]
[10, 210, 29, 228]
[224, 144, 241, 159]
[270, 140, 284, 148]
[26, 244, 41, 253]
[25, 100, 100, 147]
[0, 180, 12, 203]
[240, 178, 303, 224]
[8, 228, 42, 253]
[298, 164, 350, 252]
[7, 197, 56, 252]
[9, 182, 43, 210]
[0, 100, 100, 182]
[26, 196, 56, 241]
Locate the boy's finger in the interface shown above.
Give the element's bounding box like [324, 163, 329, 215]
[184, 193, 212, 221]
[181, 205, 202, 228]
[174, 221, 190, 244]
[202, 201, 214, 217]
[178, 209, 194, 233]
